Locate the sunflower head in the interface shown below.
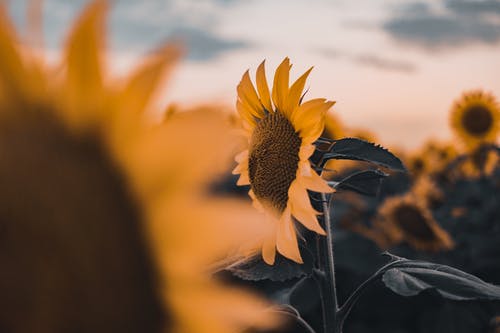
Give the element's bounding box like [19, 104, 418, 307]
[375, 194, 454, 252]
[232, 58, 335, 265]
[450, 90, 500, 149]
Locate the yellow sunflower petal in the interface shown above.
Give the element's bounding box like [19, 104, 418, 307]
[235, 150, 249, 163]
[236, 171, 250, 185]
[286, 66, 313, 113]
[237, 70, 265, 118]
[289, 181, 326, 234]
[256, 60, 273, 112]
[262, 234, 277, 265]
[236, 99, 257, 128]
[272, 57, 290, 115]
[64, 0, 107, 106]
[120, 43, 181, 115]
[231, 163, 246, 175]
[0, 6, 29, 100]
[293, 100, 336, 143]
[298, 144, 316, 160]
[276, 207, 303, 263]
[299, 166, 334, 193]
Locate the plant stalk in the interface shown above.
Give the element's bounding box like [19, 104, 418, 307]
[315, 192, 341, 333]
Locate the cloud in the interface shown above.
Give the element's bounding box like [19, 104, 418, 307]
[108, 1, 249, 61]
[353, 54, 417, 73]
[383, 1, 500, 48]
[168, 27, 248, 61]
[6, 0, 249, 62]
[317, 48, 417, 73]
[445, 0, 500, 16]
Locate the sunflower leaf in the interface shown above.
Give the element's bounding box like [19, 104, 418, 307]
[336, 169, 388, 196]
[382, 260, 500, 301]
[316, 138, 406, 171]
[227, 247, 314, 281]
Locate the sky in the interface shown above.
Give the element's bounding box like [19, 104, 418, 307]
[5, 0, 500, 148]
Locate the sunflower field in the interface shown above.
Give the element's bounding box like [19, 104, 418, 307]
[1, 1, 499, 333]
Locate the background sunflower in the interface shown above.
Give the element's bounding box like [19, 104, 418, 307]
[450, 90, 500, 149]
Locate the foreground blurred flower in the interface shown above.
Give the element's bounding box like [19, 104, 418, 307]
[0, 2, 277, 333]
[450, 90, 500, 149]
[232, 58, 335, 265]
[374, 194, 454, 252]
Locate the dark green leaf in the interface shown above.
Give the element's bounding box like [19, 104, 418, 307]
[336, 169, 388, 196]
[318, 138, 406, 171]
[227, 247, 314, 282]
[382, 261, 500, 301]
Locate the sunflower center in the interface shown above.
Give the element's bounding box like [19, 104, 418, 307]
[248, 112, 301, 213]
[461, 105, 493, 137]
[393, 204, 435, 240]
[0, 108, 165, 332]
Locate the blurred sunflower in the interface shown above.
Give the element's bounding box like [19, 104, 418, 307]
[405, 139, 457, 179]
[450, 90, 500, 149]
[322, 111, 345, 140]
[460, 147, 499, 179]
[410, 176, 444, 210]
[232, 58, 335, 265]
[347, 127, 378, 143]
[0, 2, 278, 333]
[374, 194, 454, 252]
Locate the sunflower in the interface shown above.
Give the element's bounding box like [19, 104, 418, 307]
[0, 2, 278, 333]
[450, 90, 500, 149]
[459, 147, 499, 179]
[232, 58, 335, 265]
[322, 111, 345, 140]
[410, 176, 445, 210]
[405, 139, 457, 179]
[347, 127, 378, 143]
[374, 194, 454, 252]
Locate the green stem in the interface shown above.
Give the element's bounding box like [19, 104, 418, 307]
[316, 192, 340, 333]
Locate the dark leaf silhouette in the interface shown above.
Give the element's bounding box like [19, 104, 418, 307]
[382, 260, 500, 301]
[227, 247, 314, 282]
[336, 169, 388, 196]
[316, 138, 406, 171]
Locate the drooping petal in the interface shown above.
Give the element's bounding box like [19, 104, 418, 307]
[286, 67, 313, 114]
[289, 181, 326, 235]
[256, 60, 273, 112]
[262, 234, 277, 265]
[299, 166, 334, 193]
[272, 58, 290, 116]
[298, 144, 316, 160]
[237, 70, 265, 118]
[276, 207, 303, 263]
